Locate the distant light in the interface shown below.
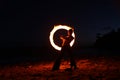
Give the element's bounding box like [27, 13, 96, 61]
[49, 25, 75, 51]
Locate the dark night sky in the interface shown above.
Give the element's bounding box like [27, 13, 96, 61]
[0, 0, 120, 47]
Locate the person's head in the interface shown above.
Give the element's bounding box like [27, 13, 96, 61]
[68, 28, 74, 36]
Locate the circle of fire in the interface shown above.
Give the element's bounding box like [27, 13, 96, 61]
[49, 25, 75, 51]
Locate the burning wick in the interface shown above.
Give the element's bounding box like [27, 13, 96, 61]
[49, 25, 75, 51]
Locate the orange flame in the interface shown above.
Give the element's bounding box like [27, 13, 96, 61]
[49, 25, 75, 51]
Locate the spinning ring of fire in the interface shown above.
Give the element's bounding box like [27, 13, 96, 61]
[49, 25, 75, 51]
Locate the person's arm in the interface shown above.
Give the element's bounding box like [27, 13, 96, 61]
[60, 36, 64, 40]
[60, 36, 66, 46]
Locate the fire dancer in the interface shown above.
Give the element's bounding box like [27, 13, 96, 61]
[52, 28, 77, 70]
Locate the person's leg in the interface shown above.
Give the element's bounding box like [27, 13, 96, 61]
[70, 57, 77, 69]
[68, 48, 77, 69]
[52, 54, 62, 70]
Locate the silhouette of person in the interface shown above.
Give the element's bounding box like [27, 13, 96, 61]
[52, 28, 77, 71]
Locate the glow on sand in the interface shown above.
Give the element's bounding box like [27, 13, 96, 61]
[49, 25, 75, 51]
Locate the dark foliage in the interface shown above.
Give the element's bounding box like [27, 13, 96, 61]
[94, 28, 120, 50]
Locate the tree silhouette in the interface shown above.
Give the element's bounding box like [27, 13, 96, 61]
[94, 28, 120, 50]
